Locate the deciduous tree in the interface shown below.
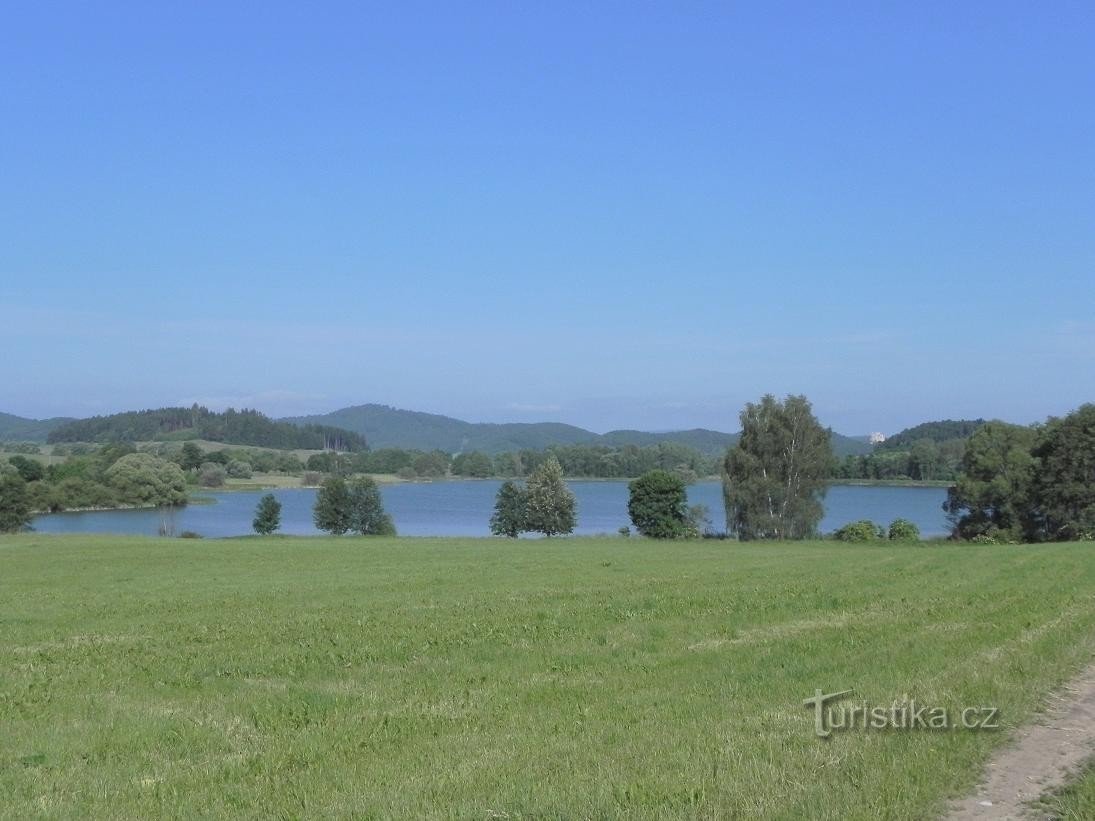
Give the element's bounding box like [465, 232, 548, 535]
[104, 453, 188, 507]
[313, 477, 352, 535]
[722, 394, 832, 540]
[0, 472, 32, 533]
[627, 470, 691, 539]
[1030, 404, 1095, 541]
[943, 421, 1037, 542]
[348, 477, 396, 535]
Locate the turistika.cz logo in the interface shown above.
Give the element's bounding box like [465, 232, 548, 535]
[803, 689, 1000, 738]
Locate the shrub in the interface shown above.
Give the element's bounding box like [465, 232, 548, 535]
[834, 520, 883, 542]
[226, 459, 253, 479]
[888, 518, 921, 541]
[198, 462, 227, 488]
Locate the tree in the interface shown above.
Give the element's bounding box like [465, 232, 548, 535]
[523, 456, 576, 536]
[347, 477, 396, 535]
[943, 421, 1037, 542]
[178, 442, 204, 472]
[7, 455, 44, 483]
[453, 451, 493, 478]
[627, 470, 691, 538]
[253, 493, 282, 535]
[313, 477, 352, 535]
[104, 453, 188, 507]
[490, 480, 527, 537]
[722, 394, 832, 540]
[1030, 404, 1095, 541]
[226, 459, 253, 479]
[412, 450, 450, 478]
[0, 472, 32, 533]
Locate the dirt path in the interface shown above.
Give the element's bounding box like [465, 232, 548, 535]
[947, 663, 1095, 819]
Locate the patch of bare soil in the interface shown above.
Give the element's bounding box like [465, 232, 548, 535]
[947, 663, 1095, 819]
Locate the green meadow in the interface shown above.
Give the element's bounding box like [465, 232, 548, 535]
[3, 535, 1095, 818]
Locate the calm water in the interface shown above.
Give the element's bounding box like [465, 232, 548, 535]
[31, 481, 950, 538]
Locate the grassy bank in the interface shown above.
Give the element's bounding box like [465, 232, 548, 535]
[3, 535, 1095, 817]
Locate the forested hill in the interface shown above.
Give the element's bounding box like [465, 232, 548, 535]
[0, 412, 72, 443]
[283, 404, 873, 457]
[283, 404, 599, 453]
[876, 419, 986, 452]
[47, 407, 366, 451]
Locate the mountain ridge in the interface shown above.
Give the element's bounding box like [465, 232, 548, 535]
[2, 403, 875, 457]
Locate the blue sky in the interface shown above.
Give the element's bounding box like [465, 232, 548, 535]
[2, 1, 1093, 434]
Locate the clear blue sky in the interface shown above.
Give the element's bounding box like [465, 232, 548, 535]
[3, 1, 1093, 434]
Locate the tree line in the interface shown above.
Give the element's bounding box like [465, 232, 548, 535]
[306, 441, 720, 481]
[46, 405, 366, 451]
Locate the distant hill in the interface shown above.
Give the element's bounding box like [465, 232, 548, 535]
[876, 419, 986, 452]
[48, 406, 366, 451]
[284, 404, 873, 457]
[0, 412, 73, 442]
[597, 428, 735, 454]
[283, 404, 599, 453]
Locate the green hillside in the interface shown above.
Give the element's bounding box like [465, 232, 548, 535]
[284, 403, 872, 457]
[876, 419, 986, 451]
[0, 412, 72, 443]
[283, 404, 598, 452]
[47, 407, 366, 451]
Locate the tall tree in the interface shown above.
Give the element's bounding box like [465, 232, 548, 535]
[0, 472, 32, 533]
[347, 477, 396, 535]
[943, 421, 1037, 542]
[252, 493, 282, 535]
[523, 457, 576, 537]
[313, 477, 352, 535]
[628, 470, 691, 539]
[1030, 404, 1095, 541]
[722, 394, 832, 540]
[490, 480, 527, 537]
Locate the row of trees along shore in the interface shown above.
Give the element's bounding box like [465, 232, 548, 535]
[485, 396, 1095, 543]
[3, 395, 1094, 542]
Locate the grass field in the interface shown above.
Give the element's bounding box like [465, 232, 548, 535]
[3, 536, 1095, 818]
[1037, 765, 1095, 819]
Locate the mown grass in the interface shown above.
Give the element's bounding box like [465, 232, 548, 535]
[2, 535, 1095, 818]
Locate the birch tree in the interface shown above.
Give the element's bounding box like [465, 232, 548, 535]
[721, 394, 832, 540]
